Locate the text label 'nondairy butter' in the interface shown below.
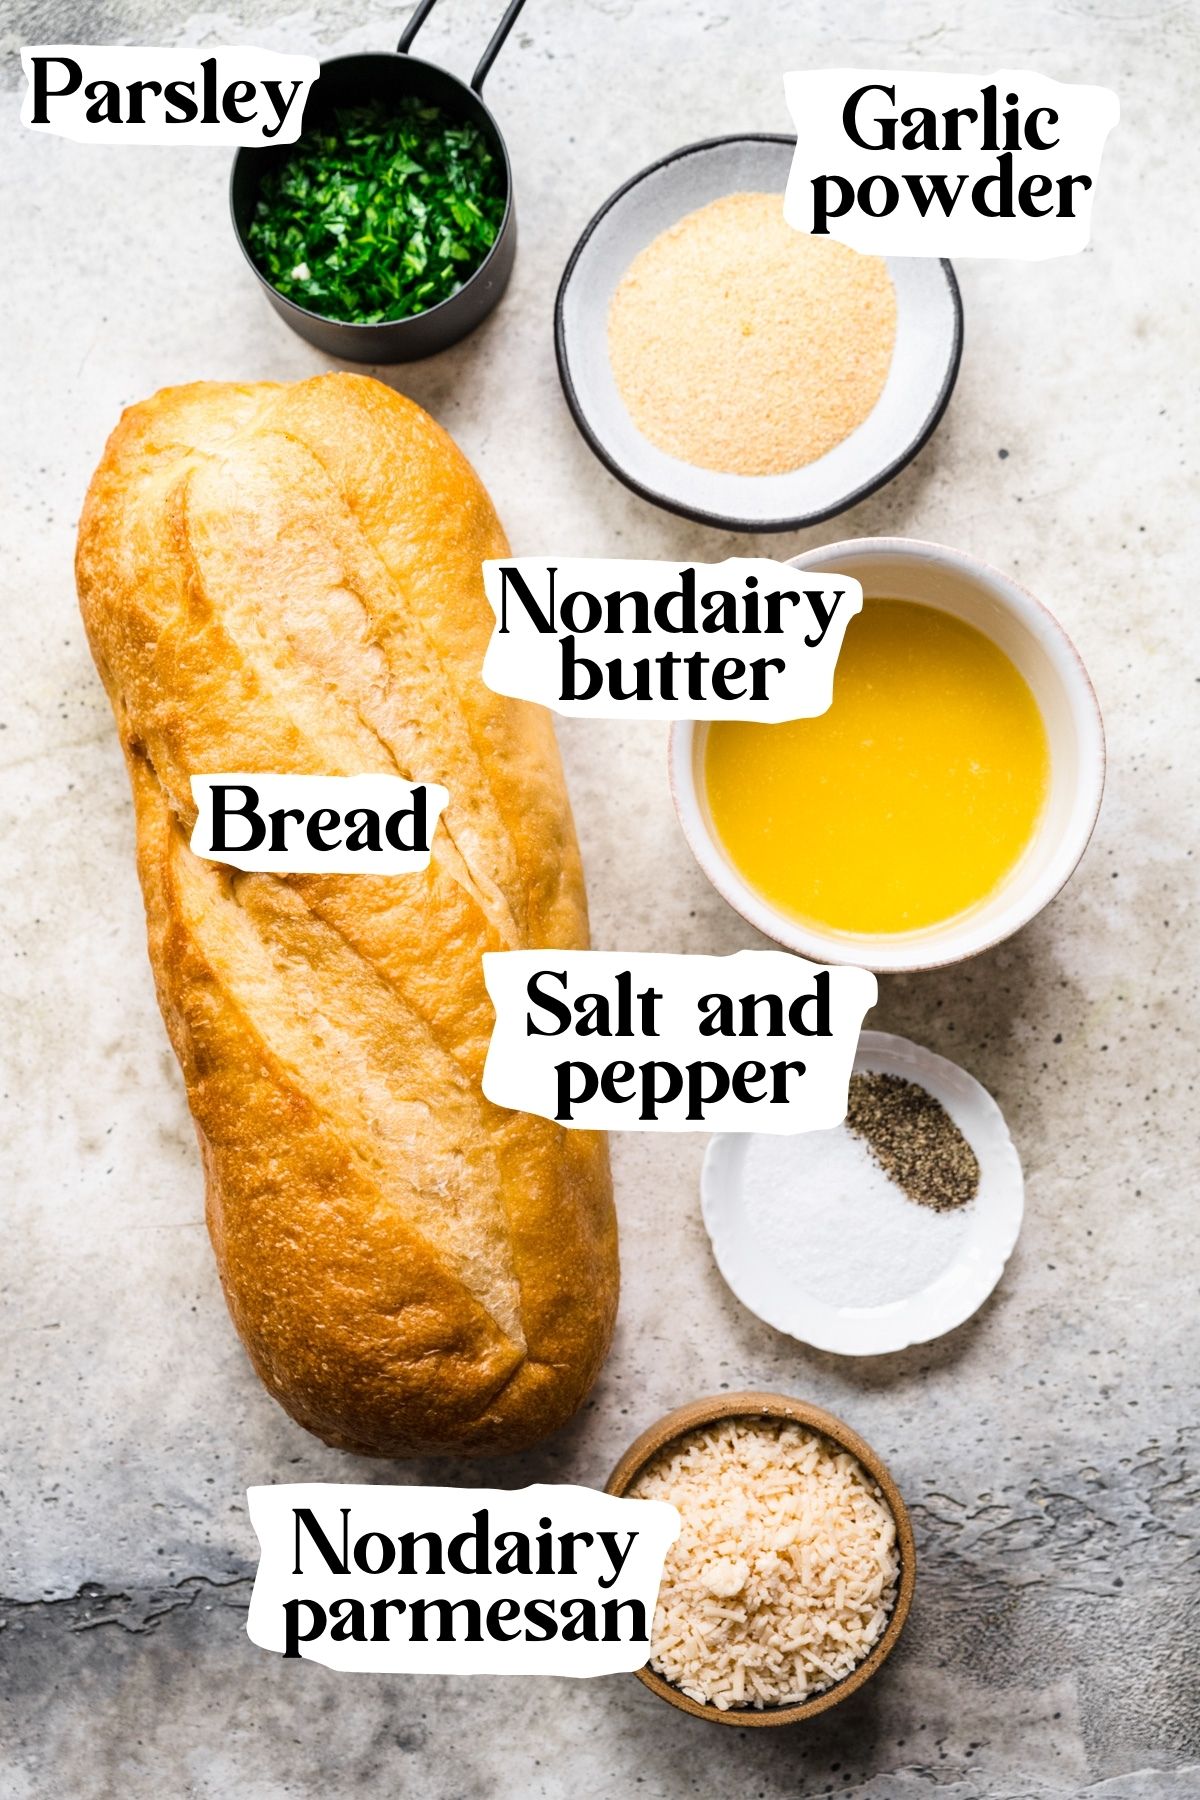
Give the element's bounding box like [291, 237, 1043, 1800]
[784, 68, 1118, 257]
[481, 559, 862, 720]
[246, 1483, 679, 1676]
[189, 775, 449, 875]
[22, 45, 318, 144]
[482, 950, 877, 1131]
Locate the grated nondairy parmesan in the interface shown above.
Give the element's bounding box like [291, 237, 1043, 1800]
[629, 1418, 899, 1710]
[607, 191, 896, 477]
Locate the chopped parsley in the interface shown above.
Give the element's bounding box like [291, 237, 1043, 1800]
[246, 98, 507, 324]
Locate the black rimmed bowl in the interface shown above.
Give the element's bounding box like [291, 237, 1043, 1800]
[230, 0, 526, 362]
[555, 134, 963, 532]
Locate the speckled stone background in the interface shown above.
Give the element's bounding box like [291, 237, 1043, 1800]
[1, 1, 1196, 1795]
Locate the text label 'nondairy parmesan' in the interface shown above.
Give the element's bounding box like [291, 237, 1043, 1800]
[247, 1484, 679, 1676]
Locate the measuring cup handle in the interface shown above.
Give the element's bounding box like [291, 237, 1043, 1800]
[397, 0, 442, 55]
[397, 0, 528, 91]
[471, 0, 528, 93]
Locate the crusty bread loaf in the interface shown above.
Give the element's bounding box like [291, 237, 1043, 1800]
[76, 373, 617, 1457]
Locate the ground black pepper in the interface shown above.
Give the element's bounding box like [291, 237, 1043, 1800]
[845, 1072, 980, 1212]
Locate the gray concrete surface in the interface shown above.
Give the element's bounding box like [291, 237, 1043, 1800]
[1, 0, 1197, 1794]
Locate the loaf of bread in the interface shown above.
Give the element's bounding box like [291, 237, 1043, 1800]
[76, 373, 617, 1457]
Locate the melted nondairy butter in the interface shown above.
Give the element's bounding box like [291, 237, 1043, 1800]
[704, 599, 1050, 935]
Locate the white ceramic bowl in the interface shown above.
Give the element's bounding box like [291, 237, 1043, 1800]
[701, 1031, 1025, 1355]
[669, 537, 1105, 972]
[555, 136, 962, 532]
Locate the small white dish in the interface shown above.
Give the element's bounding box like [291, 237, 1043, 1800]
[670, 536, 1106, 972]
[701, 1031, 1024, 1356]
[555, 134, 962, 532]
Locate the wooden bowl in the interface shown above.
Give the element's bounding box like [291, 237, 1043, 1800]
[606, 1391, 916, 1727]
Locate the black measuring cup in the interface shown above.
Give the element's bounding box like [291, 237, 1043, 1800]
[230, 0, 527, 362]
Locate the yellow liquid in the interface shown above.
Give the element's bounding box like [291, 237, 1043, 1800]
[705, 600, 1050, 935]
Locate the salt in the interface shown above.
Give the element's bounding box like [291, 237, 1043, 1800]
[740, 1125, 969, 1310]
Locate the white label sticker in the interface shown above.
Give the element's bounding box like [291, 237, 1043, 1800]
[482, 950, 877, 1132]
[246, 1484, 680, 1676]
[481, 559, 861, 721]
[784, 68, 1119, 258]
[21, 45, 319, 144]
[189, 775, 449, 875]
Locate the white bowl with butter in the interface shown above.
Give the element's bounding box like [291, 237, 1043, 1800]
[669, 536, 1105, 973]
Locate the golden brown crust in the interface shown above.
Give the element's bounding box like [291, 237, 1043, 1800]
[76, 374, 617, 1456]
